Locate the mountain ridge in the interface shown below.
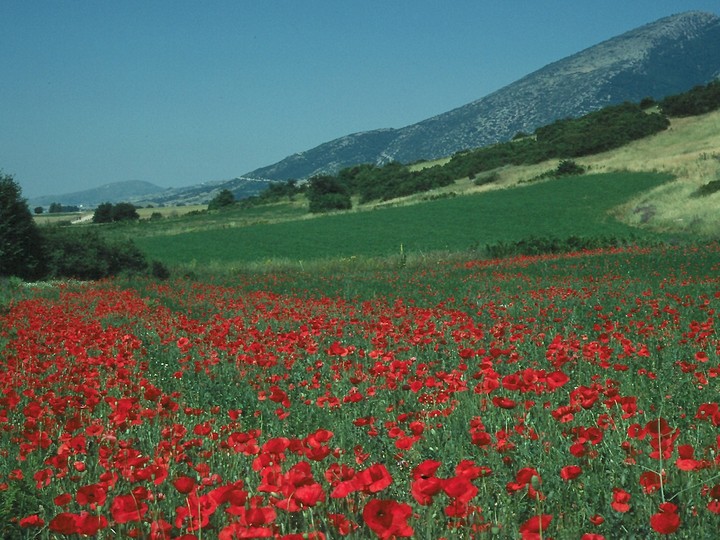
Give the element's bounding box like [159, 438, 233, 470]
[28, 177, 274, 208]
[245, 10, 720, 181]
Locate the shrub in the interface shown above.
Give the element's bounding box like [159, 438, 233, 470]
[208, 189, 236, 210]
[307, 175, 352, 213]
[484, 235, 627, 259]
[93, 202, 139, 223]
[693, 179, 720, 197]
[473, 171, 500, 186]
[151, 260, 171, 280]
[660, 80, 720, 117]
[41, 229, 148, 280]
[556, 160, 585, 176]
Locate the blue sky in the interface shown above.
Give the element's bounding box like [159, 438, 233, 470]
[2, 1, 718, 198]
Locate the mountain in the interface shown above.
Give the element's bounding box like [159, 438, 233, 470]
[29, 180, 165, 208]
[245, 11, 720, 181]
[128, 177, 274, 207]
[29, 177, 274, 208]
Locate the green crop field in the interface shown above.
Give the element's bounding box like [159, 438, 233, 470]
[132, 172, 672, 269]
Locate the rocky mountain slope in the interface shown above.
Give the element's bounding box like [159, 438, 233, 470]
[246, 11, 720, 181]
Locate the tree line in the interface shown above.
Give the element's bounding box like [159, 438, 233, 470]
[1, 174, 162, 281]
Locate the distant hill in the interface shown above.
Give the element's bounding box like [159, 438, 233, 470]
[130, 177, 274, 207]
[29, 177, 274, 208]
[245, 11, 720, 181]
[29, 180, 165, 208]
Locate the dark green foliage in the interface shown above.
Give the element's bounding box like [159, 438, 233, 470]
[472, 171, 500, 186]
[33, 206, 43, 214]
[640, 96, 656, 109]
[443, 103, 668, 178]
[484, 235, 632, 259]
[444, 137, 553, 179]
[0, 173, 46, 280]
[42, 228, 148, 280]
[93, 202, 114, 223]
[534, 102, 669, 156]
[93, 201, 139, 222]
[0, 476, 44, 538]
[328, 161, 454, 204]
[693, 179, 720, 197]
[262, 180, 301, 201]
[660, 80, 720, 117]
[242, 180, 303, 207]
[151, 260, 171, 280]
[307, 175, 352, 213]
[555, 160, 586, 176]
[49, 202, 79, 213]
[111, 202, 140, 221]
[208, 189, 236, 210]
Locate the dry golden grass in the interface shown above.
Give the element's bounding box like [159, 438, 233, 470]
[33, 212, 94, 226]
[380, 110, 720, 235]
[578, 110, 720, 235]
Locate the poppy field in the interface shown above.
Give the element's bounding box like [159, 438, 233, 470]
[1, 244, 720, 539]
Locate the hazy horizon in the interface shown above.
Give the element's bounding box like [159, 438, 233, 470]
[2, 1, 718, 199]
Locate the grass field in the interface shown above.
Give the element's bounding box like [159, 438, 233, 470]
[131, 172, 673, 270]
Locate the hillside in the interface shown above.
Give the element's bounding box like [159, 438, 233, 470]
[246, 11, 720, 181]
[363, 107, 720, 236]
[28, 177, 274, 208]
[29, 180, 165, 208]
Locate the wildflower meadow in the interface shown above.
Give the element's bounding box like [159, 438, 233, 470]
[1, 244, 719, 539]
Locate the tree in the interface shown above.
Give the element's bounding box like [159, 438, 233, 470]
[0, 173, 46, 280]
[93, 202, 114, 223]
[111, 202, 139, 221]
[92, 202, 138, 223]
[49, 202, 63, 213]
[34, 206, 44, 214]
[208, 189, 236, 210]
[307, 175, 352, 213]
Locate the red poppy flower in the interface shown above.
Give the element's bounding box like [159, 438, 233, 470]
[611, 488, 631, 513]
[355, 463, 393, 494]
[650, 502, 680, 534]
[493, 396, 516, 409]
[49, 513, 80, 535]
[519, 514, 552, 540]
[173, 475, 197, 494]
[19, 515, 45, 528]
[707, 484, 720, 514]
[443, 475, 478, 503]
[328, 513, 358, 535]
[76, 483, 107, 507]
[54, 493, 73, 507]
[111, 494, 148, 523]
[411, 474, 443, 505]
[75, 512, 108, 536]
[638, 471, 664, 494]
[560, 465, 582, 481]
[362, 498, 414, 539]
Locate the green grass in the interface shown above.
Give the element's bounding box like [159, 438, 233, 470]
[134, 172, 672, 267]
